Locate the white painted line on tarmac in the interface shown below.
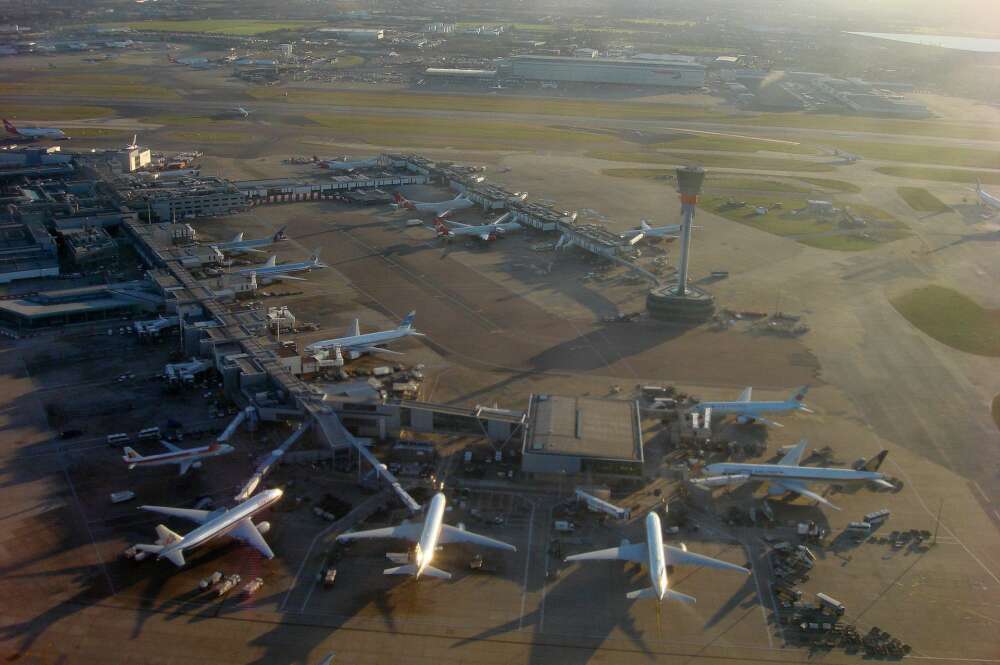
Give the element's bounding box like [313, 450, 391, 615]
[661, 126, 802, 146]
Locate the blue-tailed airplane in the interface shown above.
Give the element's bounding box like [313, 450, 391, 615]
[210, 226, 288, 256]
[234, 248, 326, 283]
[691, 386, 811, 427]
[305, 311, 423, 360]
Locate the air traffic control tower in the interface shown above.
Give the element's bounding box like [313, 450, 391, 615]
[646, 166, 716, 322]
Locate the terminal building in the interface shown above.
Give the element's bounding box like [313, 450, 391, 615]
[521, 394, 644, 476]
[501, 55, 706, 88]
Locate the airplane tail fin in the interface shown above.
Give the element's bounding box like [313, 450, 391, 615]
[664, 589, 697, 605]
[231, 231, 245, 244]
[790, 385, 810, 404]
[398, 311, 416, 330]
[863, 450, 889, 472]
[640, 220, 652, 230]
[310, 248, 325, 266]
[264, 255, 277, 268]
[977, 179, 983, 193]
[3, 119, 17, 134]
[383, 564, 417, 576]
[155, 524, 183, 545]
[419, 565, 452, 580]
[433, 217, 450, 235]
[273, 225, 288, 241]
[123, 446, 141, 460]
[393, 192, 409, 205]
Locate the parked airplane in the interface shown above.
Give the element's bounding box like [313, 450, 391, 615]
[336, 492, 516, 579]
[433, 211, 521, 241]
[565, 511, 748, 606]
[211, 226, 287, 255]
[621, 220, 684, 242]
[234, 249, 326, 283]
[124, 134, 140, 150]
[135, 488, 282, 567]
[833, 148, 860, 163]
[973, 180, 1000, 210]
[320, 157, 380, 172]
[305, 311, 423, 359]
[3, 119, 68, 141]
[392, 192, 475, 215]
[123, 441, 234, 476]
[693, 440, 892, 510]
[232, 107, 252, 119]
[691, 386, 811, 427]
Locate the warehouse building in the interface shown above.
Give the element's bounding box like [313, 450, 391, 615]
[502, 55, 706, 88]
[61, 226, 119, 272]
[0, 281, 161, 332]
[122, 177, 246, 221]
[0, 218, 59, 283]
[521, 394, 644, 475]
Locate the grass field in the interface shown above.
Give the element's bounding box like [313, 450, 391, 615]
[896, 187, 951, 213]
[587, 150, 836, 172]
[701, 194, 907, 250]
[2, 104, 113, 120]
[250, 87, 733, 122]
[875, 165, 1000, 185]
[796, 177, 862, 193]
[0, 74, 178, 100]
[829, 139, 1000, 169]
[892, 285, 1000, 356]
[108, 20, 323, 35]
[304, 113, 613, 150]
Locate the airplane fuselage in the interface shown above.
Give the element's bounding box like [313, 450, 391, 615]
[979, 189, 1000, 209]
[214, 237, 283, 254]
[125, 444, 233, 469]
[236, 260, 319, 278]
[415, 493, 447, 577]
[306, 328, 414, 354]
[646, 512, 668, 601]
[704, 463, 885, 484]
[694, 400, 801, 416]
[160, 489, 282, 556]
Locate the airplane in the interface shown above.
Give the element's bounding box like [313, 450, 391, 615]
[211, 226, 288, 256]
[124, 134, 140, 150]
[336, 492, 516, 580]
[3, 118, 68, 141]
[135, 488, 283, 567]
[833, 148, 860, 163]
[232, 107, 252, 119]
[233, 248, 326, 284]
[320, 157, 380, 172]
[433, 211, 521, 241]
[621, 220, 684, 243]
[123, 440, 234, 476]
[972, 180, 1000, 210]
[565, 511, 748, 607]
[304, 311, 423, 360]
[392, 192, 475, 216]
[693, 440, 892, 510]
[691, 386, 811, 428]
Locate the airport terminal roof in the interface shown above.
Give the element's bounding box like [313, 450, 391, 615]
[523, 394, 643, 462]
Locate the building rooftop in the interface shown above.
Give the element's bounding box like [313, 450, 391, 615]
[524, 394, 643, 462]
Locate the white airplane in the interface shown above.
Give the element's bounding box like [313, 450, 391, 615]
[123, 441, 234, 476]
[234, 248, 326, 283]
[211, 226, 288, 256]
[692, 386, 811, 427]
[393, 192, 475, 215]
[320, 157, 380, 172]
[433, 211, 521, 241]
[135, 488, 282, 567]
[694, 440, 892, 510]
[621, 220, 683, 243]
[973, 180, 1000, 210]
[232, 107, 252, 119]
[3, 118, 68, 141]
[305, 311, 423, 359]
[125, 134, 140, 150]
[833, 148, 860, 163]
[336, 492, 516, 580]
[565, 511, 748, 606]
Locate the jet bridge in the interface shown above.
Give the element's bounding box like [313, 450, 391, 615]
[575, 488, 631, 520]
[308, 402, 421, 513]
[236, 421, 311, 501]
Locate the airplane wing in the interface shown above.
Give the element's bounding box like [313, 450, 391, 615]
[337, 521, 423, 543]
[268, 274, 307, 281]
[778, 439, 808, 466]
[664, 545, 749, 575]
[439, 524, 517, 551]
[229, 518, 275, 558]
[160, 440, 182, 453]
[772, 479, 841, 511]
[738, 387, 753, 402]
[140, 505, 213, 524]
[565, 542, 647, 564]
[743, 413, 784, 428]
